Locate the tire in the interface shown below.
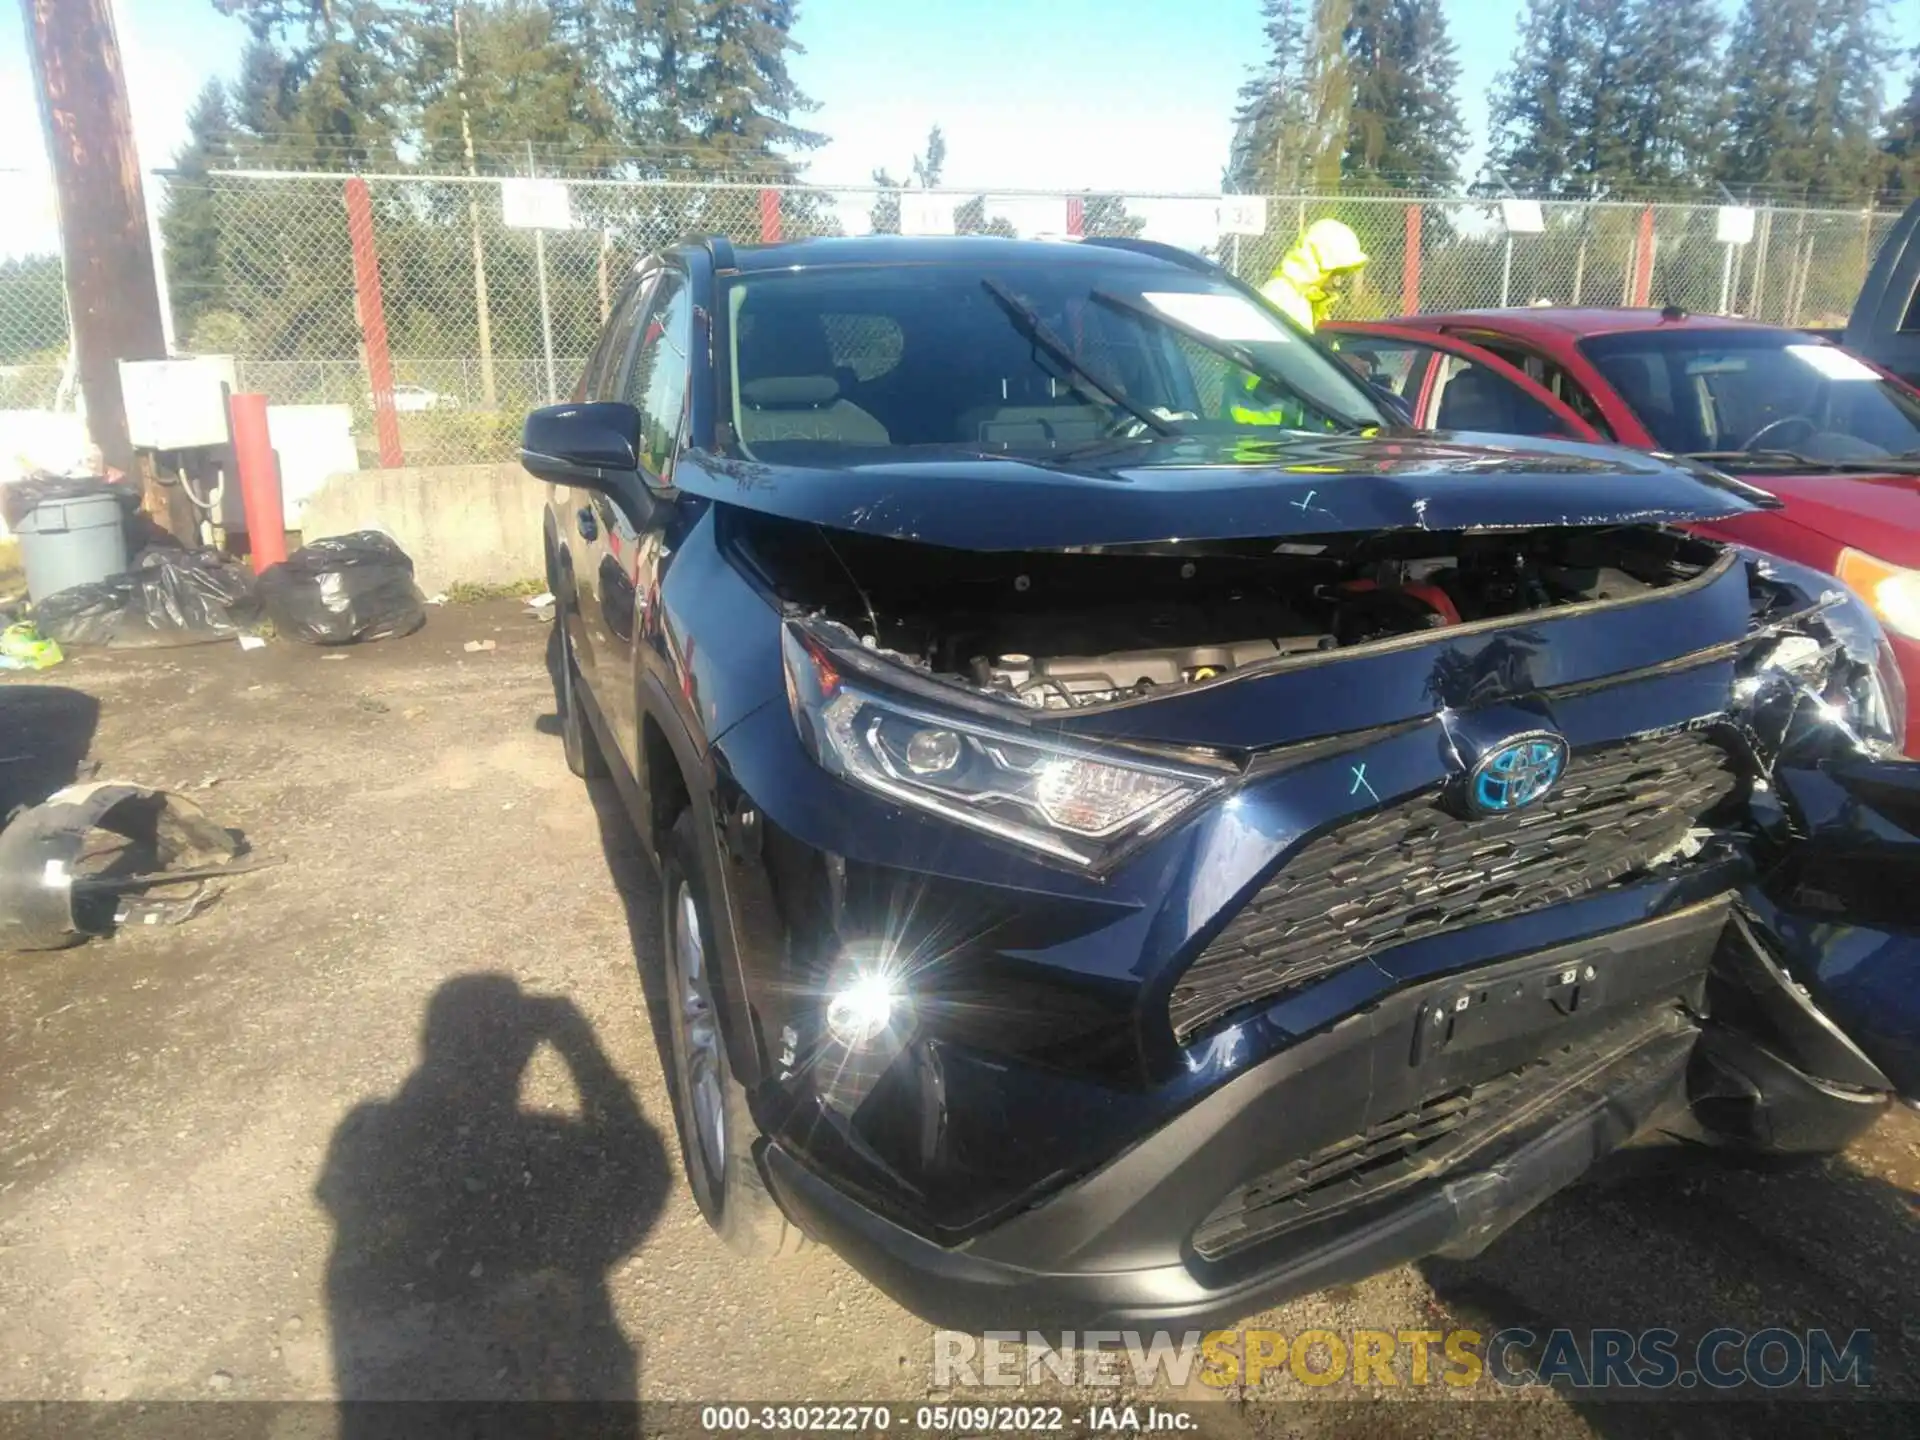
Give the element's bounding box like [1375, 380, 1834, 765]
[659, 809, 807, 1257]
[557, 601, 608, 780]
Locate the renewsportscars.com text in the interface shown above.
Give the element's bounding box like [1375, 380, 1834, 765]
[933, 1327, 1874, 1391]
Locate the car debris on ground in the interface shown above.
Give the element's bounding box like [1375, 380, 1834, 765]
[0, 782, 271, 951]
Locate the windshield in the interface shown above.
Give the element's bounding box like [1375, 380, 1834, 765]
[1578, 328, 1920, 465]
[721, 257, 1387, 460]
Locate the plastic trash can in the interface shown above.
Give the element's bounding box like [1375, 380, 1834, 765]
[14, 492, 130, 603]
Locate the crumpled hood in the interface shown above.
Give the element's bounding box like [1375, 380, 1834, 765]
[678, 432, 1764, 551]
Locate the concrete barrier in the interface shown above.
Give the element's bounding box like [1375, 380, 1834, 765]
[297, 462, 543, 593]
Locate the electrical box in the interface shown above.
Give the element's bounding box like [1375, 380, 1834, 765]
[118, 356, 236, 451]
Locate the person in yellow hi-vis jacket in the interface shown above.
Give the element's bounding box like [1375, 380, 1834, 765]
[1231, 219, 1370, 425]
[1260, 218, 1369, 332]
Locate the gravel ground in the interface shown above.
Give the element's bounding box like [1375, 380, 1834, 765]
[0, 600, 1913, 1438]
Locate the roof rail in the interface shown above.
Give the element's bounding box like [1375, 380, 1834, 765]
[1080, 236, 1224, 276]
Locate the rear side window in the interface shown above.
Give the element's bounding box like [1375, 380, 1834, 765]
[1430, 355, 1576, 437]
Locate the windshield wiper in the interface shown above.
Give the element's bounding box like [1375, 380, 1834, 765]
[978, 279, 1176, 438]
[1086, 288, 1377, 434]
[1683, 449, 1920, 474]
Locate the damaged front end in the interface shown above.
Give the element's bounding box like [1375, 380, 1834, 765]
[691, 472, 1916, 1329]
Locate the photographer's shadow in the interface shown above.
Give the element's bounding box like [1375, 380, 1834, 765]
[317, 974, 669, 1414]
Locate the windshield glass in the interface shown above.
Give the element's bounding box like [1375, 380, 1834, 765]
[721, 257, 1387, 460]
[1578, 328, 1920, 464]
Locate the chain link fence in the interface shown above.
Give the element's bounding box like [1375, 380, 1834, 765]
[3, 168, 1903, 467]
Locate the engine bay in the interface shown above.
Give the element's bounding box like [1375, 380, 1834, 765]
[736, 514, 1722, 710]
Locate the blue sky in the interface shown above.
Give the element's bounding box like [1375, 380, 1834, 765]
[3, 0, 1918, 248]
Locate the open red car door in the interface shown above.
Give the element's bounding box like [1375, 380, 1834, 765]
[1323, 321, 1602, 442]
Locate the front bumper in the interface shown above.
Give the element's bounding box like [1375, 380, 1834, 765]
[763, 904, 1723, 1331]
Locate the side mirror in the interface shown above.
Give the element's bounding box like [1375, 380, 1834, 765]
[521, 401, 641, 486]
[522, 401, 656, 527]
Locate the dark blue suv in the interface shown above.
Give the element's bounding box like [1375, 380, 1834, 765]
[524, 235, 1919, 1330]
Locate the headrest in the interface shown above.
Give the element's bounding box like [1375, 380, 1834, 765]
[740, 375, 840, 409]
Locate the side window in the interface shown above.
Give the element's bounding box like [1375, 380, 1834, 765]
[623, 271, 692, 481]
[1537, 364, 1613, 439]
[1430, 355, 1574, 437]
[1324, 337, 1425, 397]
[584, 270, 656, 401]
[1458, 332, 1615, 440]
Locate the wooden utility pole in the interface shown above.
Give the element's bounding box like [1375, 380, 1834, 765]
[22, 0, 190, 538]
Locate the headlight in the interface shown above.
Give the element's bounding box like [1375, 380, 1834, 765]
[1835, 548, 1920, 640]
[1742, 552, 1907, 757]
[783, 625, 1221, 866]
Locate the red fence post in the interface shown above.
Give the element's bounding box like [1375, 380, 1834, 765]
[228, 392, 287, 573]
[343, 176, 404, 468]
[1065, 196, 1085, 237]
[1401, 203, 1423, 312]
[759, 188, 782, 243]
[1631, 206, 1656, 307]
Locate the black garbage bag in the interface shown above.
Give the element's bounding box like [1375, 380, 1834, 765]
[257, 531, 427, 645]
[1, 471, 142, 531]
[33, 578, 132, 646]
[30, 547, 261, 648]
[118, 547, 262, 644]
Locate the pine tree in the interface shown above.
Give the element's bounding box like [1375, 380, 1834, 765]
[911, 125, 947, 189]
[1228, 0, 1351, 192]
[213, 0, 409, 166]
[1884, 59, 1920, 200]
[1718, 0, 1890, 202]
[1342, 0, 1467, 187]
[868, 127, 945, 233]
[688, 0, 826, 175]
[1566, 0, 1637, 191]
[161, 80, 237, 345]
[1616, 0, 1725, 188]
[410, 1, 621, 172]
[1484, 0, 1586, 193]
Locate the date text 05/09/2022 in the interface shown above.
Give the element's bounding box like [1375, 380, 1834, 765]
[698, 1404, 1197, 1432]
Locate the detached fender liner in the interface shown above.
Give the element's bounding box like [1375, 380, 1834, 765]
[761, 903, 1724, 1331]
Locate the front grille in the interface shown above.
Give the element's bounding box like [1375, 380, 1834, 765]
[1191, 1071, 1523, 1259]
[1169, 728, 1739, 1040]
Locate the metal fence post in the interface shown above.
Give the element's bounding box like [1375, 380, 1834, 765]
[760, 187, 782, 243]
[343, 176, 404, 468]
[1631, 207, 1655, 307]
[1401, 202, 1422, 311]
[534, 223, 556, 405]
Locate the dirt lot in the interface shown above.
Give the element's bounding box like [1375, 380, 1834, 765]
[1, 600, 1914, 1436]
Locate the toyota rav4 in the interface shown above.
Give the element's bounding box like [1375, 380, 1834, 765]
[524, 234, 1918, 1330]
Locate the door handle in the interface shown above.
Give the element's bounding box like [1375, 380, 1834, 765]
[576, 506, 598, 542]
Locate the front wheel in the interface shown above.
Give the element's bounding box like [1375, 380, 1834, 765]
[659, 809, 807, 1257]
[556, 602, 608, 780]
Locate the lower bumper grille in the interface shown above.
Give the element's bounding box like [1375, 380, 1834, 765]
[1170, 728, 1739, 1040]
[1191, 1009, 1693, 1260]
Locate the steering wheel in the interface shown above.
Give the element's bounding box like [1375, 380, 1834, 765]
[1740, 415, 1817, 451]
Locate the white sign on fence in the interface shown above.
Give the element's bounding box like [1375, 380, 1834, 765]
[119, 356, 237, 450]
[1216, 197, 1268, 236]
[1500, 199, 1546, 235]
[501, 178, 575, 231]
[1715, 206, 1757, 246]
[898, 192, 957, 236]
